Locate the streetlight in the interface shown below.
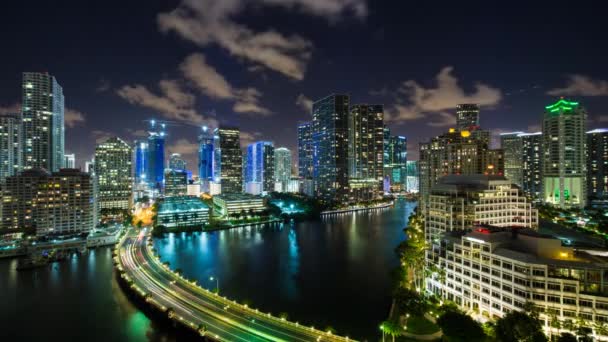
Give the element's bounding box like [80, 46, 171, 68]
[209, 276, 219, 293]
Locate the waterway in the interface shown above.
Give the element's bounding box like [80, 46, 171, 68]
[0, 199, 416, 341]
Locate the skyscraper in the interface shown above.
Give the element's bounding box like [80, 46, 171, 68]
[406, 160, 419, 193]
[348, 104, 384, 199]
[0, 113, 22, 181]
[587, 128, 608, 201]
[520, 132, 543, 198]
[147, 120, 166, 190]
[133, 140, 148, 184]
[198, 125, 214, 182]
[456, 103, 480, 131]
[384, 135, 407, 192]
[542, 99, 587, 208]
[297, 121, 313, 180]
[94, 137, 133, 210]
[312, 94, 350, 202]
[64, 153, 75, 169]
[245, 141, 275, 195]
[500, 132, 524, 187]
[22, 72, 64, 172]
[164, 169, 188, 196]
[274, 147, 292, 192]
[213, 126, 242, 194]
[169, 153, 186, 170]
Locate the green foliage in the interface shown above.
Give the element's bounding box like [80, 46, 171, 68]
[437, 311, 485, 342]
[494, 311, 547, 342]
[393, 287, 428, 316]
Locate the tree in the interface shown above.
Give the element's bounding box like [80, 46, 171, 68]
[556, 333, 577, 342]
[495, 311, 547, 342]
[379, 320, 401, 342]
[393, 287, 428, 316]
[437, 311, 485, 342]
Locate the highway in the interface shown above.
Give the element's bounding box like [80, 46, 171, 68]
[115, 228, 357, 342]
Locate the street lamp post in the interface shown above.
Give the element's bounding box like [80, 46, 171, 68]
[210, 276, 219, 293]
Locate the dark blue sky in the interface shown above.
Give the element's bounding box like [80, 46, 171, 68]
[1, 0, 607, 171]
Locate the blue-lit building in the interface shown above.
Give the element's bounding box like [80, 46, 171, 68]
[297, 121, 313, 180]
[245, 141, 275, 195]
[146, 120, 166, 190]
[133, 140, 148, 184]
[384, 134, 407, 192]
[198, 126, 214, 182]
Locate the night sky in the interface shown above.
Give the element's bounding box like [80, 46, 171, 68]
[1, 0, 607, 173]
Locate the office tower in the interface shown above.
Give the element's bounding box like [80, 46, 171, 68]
[1, 169, 94, 235]
[94, 137, 133, 210]
[542, 99, 587, 208]
[133, 140, 148, 184]
[297, 121, 313, 179]
[274, 147, 292, 192]
[500, 132, 524, 187]
[425, 175, 538, 244]
[64, 153, 75, 169]
[520, 132, 543, 198]
[22, 72, 64, 172]
[419, 125, 504, 209]
[456, 103, 480, 131]
[426, 227, 608, 328]
[169, 153, 186, 171]
[85, 160, 94, 173]
[312, 94, 350, 202]
[245, 141, 274, 195]
[213, 126, 242, 194]
[347, 104, 384, 200]
[0, 113, 22, 181]
[406, 160, 419, 193]
[147, 120, 166, 190]
[384, 135, 407, 192]
[587, 128, 608, 201]
[198, 125, 214, 184]
[164, 169, 188, 196]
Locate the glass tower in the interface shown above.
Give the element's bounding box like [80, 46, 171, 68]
[133, 140, 148, 184]
[456, 103, 480, 131]
[587, 128, 608, 201]
[542, 99, 587, 208]
[297, 122, 313, 179]
[169, 153, 186, 171]
[94, 137, 133, 210]
[245, 141, 275, 194]
[22, 72, 64, 172]
[0, 113, 22, 181]
[500, 132, 525, 187]
[520, 132, 543, 198]
[385, 135, 407, 191]
[147, 120, 166, 190]
[198, 126, 214, 181]
[274, 147, 292, 183]
[213, 126, 242, 194]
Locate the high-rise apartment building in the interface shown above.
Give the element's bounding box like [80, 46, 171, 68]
[133, 140, 148, 184]
[297, 121, 313, 180]
[213, 126, 242, 194]
[164, 169, 188, 196]
[520, 132, 543, 198]
[147, 120, 166, 190]
[384, 134, 407, 192]
[347, 104, 384, 200]
[542, 99, 587, 208]
[22, 72, 64, 172]
[274, 147, 292, 182]
[0, 113, 22, 181]
[94, 137, 133, 210]
[169, 153, 186, 171]
[1, 169, 94, 235]
[245, 141, 274, 195]
[500, 132, 524, 187]
[587, 128, 608, 201]
[198, 125, 214, 182]
[312, 94, 350, 202]
[456, 103, 480, 131]
[64, 153, 75, 169]
[425, 175, 538, 244]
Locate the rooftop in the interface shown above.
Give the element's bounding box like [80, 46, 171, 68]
[214, 193, 264, 202]
[158, 196, 209, 214]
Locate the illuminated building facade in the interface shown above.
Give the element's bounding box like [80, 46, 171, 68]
[147, 120, 166, 190]
[212, 193, 266, 217]
[198, 125, 214, 191]
[274, 147, 292, 192]
[0, 113, 22, 181]
[22, 72, 64, 172]
[213, 126, 242, 194]
[520, 132, 543, 198]
[245, 141, 274, 195]
[406, 160, 419, 193]
[542, 99, 587, 208]
[94, 137, 133, 210]
[297, 121, 313, 180]
[456, 103, 480, 131]
[169, 153, 186, 171]
[64, 154, 75, 169]
[500, 132, 524, 187]
[133, 139, 148, 184]
[384, 133, 407, 192]
[587, 128, 608, 201]
[156, 196, 210, 228]
[164, 169, 188, 196]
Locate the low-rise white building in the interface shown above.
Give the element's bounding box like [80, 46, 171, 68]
[213, 193, 266, 217]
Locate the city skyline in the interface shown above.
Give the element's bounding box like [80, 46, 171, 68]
[1, 2, 608, 171]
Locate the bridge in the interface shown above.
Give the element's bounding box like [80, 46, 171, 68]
[114, 228, 357, 342]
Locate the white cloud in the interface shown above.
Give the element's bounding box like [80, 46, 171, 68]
[116, 79, 217, 126]
[65, 109, 86, 128]
[0, 103, 20, 115]
[295, 93, 313, 112]
[180, 53, 271, 116]
[240, 131, 263, 148]
[158, 0, 366, 80]
[547, 74, 608, 96]
[384, 66, 502, 126]
[91, 130, 116, 144]
[597, 115, 608, 123]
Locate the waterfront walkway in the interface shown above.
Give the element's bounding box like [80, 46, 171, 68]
[115, 228, 356, 342]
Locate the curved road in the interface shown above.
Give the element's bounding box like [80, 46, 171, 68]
[115, 228, 357, 342]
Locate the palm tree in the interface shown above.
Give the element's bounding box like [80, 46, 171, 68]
[380, 320, 401, 342]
